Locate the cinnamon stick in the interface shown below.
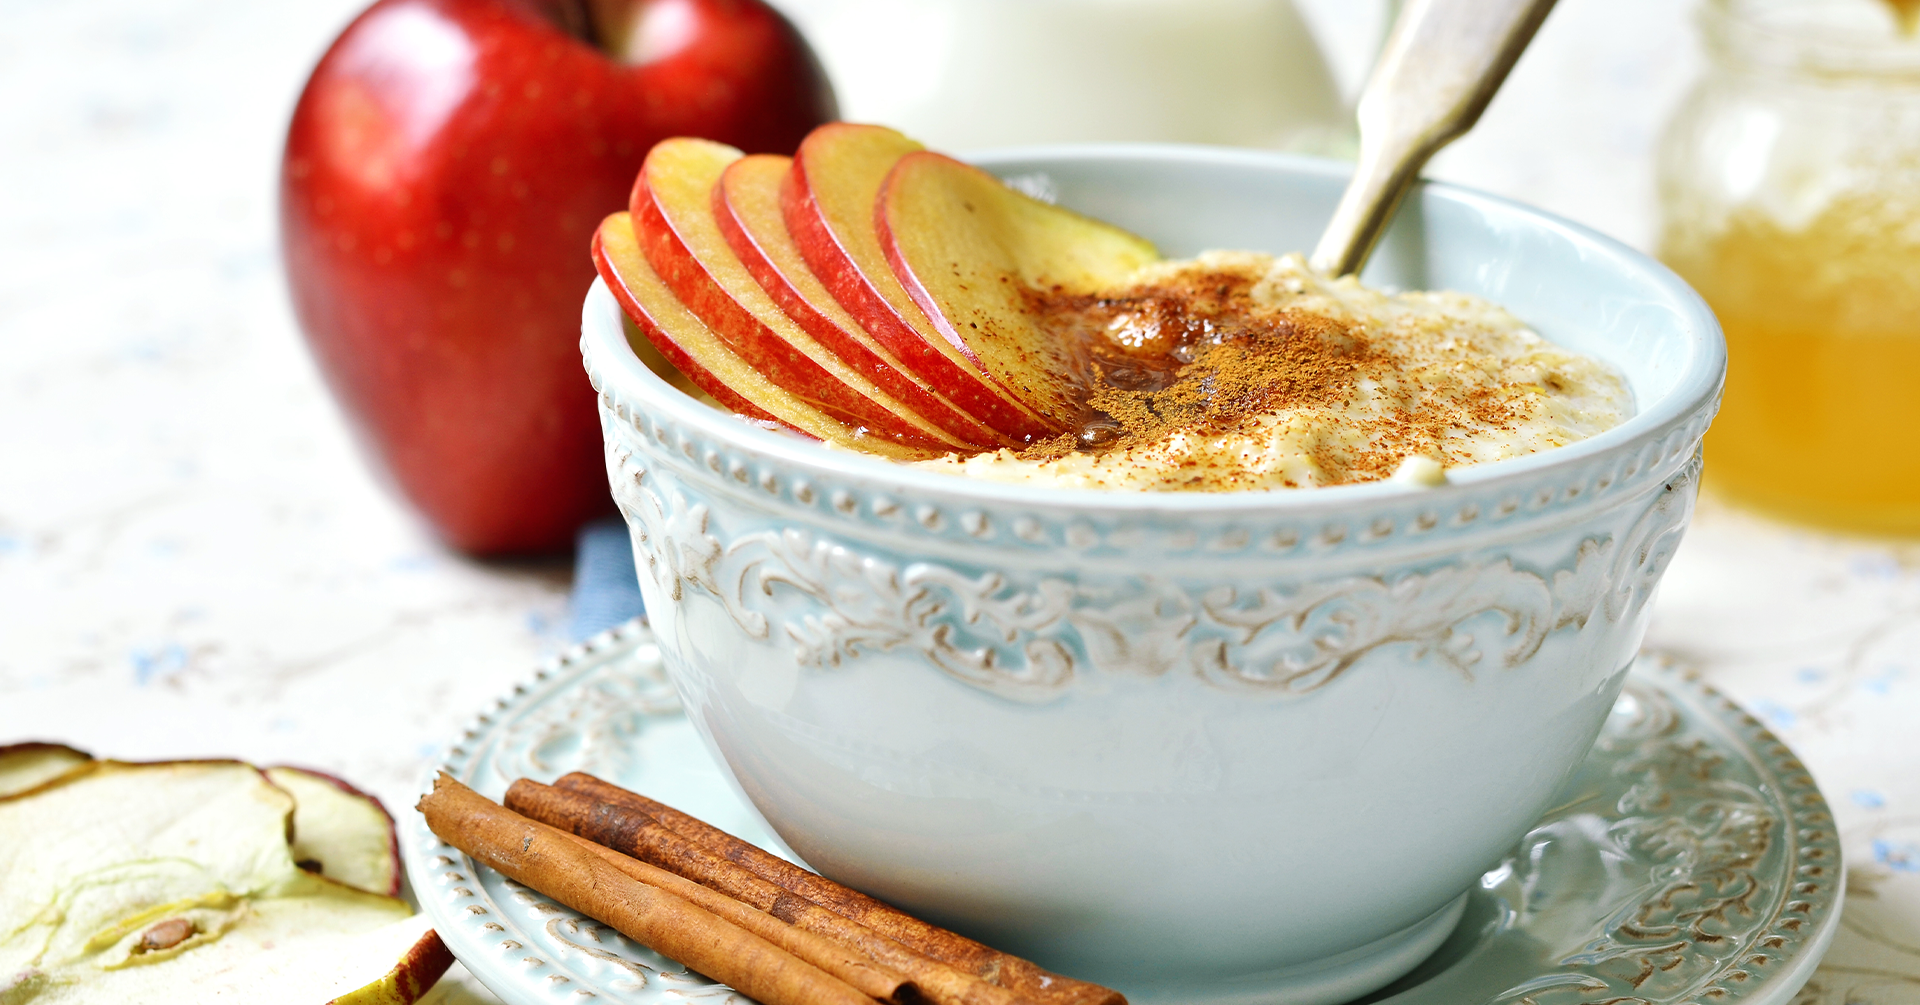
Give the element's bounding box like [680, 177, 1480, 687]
[417, 775, 878, 1005]
[506, 779, 1036, 1005]
[555, 829, 911, 1003]
[552, 773, 1125, 1005]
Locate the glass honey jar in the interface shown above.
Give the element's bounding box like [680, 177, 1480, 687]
[1658, 0, 1920, 533]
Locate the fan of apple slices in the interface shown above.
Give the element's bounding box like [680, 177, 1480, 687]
[591, 124, 1160, 454]
[0, 745, 447, 1004]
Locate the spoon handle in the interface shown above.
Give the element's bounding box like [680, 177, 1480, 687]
[1310, 0, 1558, 277]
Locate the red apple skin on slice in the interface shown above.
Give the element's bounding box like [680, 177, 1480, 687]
[592, 213, 933, 461]
[332, 916, 453, 1004]
[785, 123, 1062, 442]
[717, 155, 1012, 450]
[879, 150, 1160, 425]
[634, 137, 958, 452]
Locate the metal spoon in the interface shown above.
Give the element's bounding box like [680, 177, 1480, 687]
[1310, 0, 1560, 277]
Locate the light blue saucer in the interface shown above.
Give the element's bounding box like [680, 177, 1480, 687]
[405, 620, 1840, 1005]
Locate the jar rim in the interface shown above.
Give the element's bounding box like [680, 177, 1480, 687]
[1702, 0, 1920, 79]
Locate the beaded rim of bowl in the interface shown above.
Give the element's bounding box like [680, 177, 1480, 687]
[590, 355, 1712, 559]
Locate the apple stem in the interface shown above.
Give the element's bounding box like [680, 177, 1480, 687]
[583, 0, 645, 64]
[533, 0, 649, 63]
[535, 0, 639, 62]
[536, 0, 598, 45]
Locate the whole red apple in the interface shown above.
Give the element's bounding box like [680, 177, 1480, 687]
[281, 0, 835, 554]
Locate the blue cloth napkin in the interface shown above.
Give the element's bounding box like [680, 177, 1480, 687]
[569, 516, 646, 641]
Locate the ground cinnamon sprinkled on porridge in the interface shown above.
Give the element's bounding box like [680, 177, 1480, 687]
[916, 252, 1631, 491]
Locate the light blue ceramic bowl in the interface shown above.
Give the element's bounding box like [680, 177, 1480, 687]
[579, 147, 1725, 1005]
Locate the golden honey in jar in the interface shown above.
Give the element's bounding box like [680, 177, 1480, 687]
[1658, 0, 1920, 533]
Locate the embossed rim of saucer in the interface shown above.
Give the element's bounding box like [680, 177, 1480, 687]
[403, 621, 1843, 1005]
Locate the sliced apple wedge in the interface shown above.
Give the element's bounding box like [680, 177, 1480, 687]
[634, 137, 960, 452]
[268, 766, 402, 898]
[786, 123, 1063, 442]
[592, 212, 934, 461]
[593, 213, 784, 426]
[716, 154, 1012, 450]
[880, 150, 1161, 427]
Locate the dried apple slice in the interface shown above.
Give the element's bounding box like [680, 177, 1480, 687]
[0, 760, 423, 1002]
[592, 212, 933, 461]
[195, 911, 451, 1003]
[880, 150, 1160, 427]
[0, 741, 93, 798]
[717, 154, 1010, 450]
[267, 766, 402, 898]
[635, 137, 960, 452]
[786, 123, 1061, 442]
